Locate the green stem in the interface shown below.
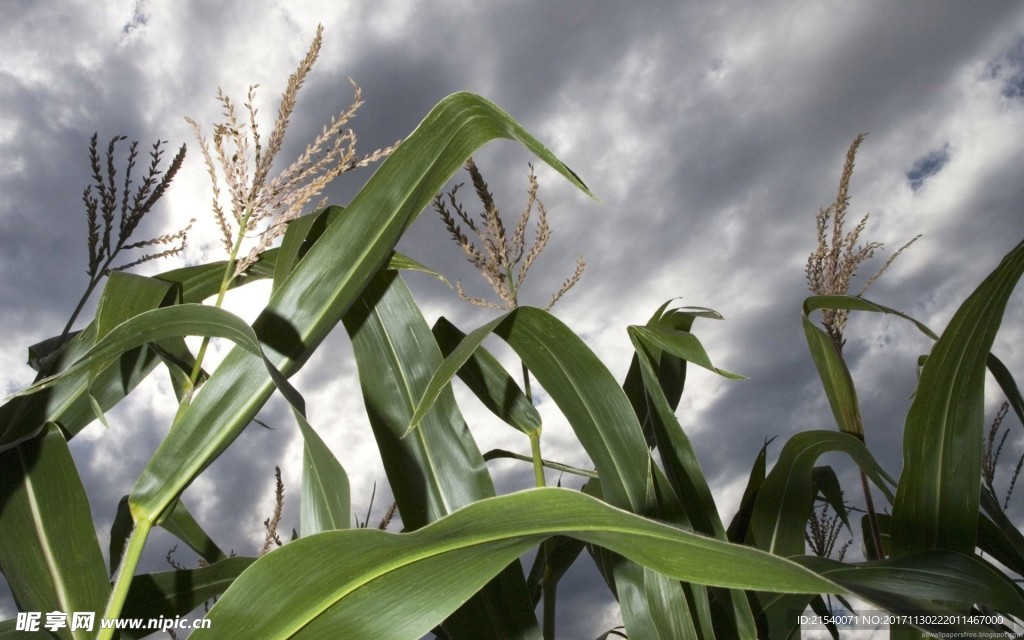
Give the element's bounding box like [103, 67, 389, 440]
[529, 431, 545, 488]
[98, 518, 153, 640]
[860, 469, 885, 559]
[541, 563, 557, 640]
[188, 209, 254, 385]
[521, 361, 545, 488]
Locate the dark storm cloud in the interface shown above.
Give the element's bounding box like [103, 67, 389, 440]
[2, 2, 1024, 636]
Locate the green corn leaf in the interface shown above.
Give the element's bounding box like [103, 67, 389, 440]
[802, 295, 935, 441]
[0, 255, 284, 452]
[749, 430, 894, 556]
[0, 425, 109, 640]
[344, 272, 497, 526]
[810, 465, 851, 532]
[726, 438, 772, 544]
[193, 488, 842, 640]
[157, 252, 279, 304]
[4, 301, 333, 551]
[616, 564, 698, 640]
[626, 313, 757, 637]
[626, 321, 733, 538]
[416, 306, 722, 637]
[298, 413, 350, 535]
[891, 237, 1024, 558]
[483, 448, 598, 478]
[861, 512, 891, 561]
[0, 275, 175, 450]
[417, 306, 652, 512]
[986, 352, 1024, 430]
[4, 305, 283, 404]
[629, 325, 745, 381]
[110, 497, 227, 577]
[128, 91, 591, 531]
[747, 430, 894, 638]
[432, 316, 541, 436]
[978, 487, 1024, 578]
[271, 207, 342, 292]
[343, 270, 539, 638]
[408, 313, 508, 435]
[157, 500, 228, 566]
[795, 551, 1024, 625]
[119, 557, 255, 638]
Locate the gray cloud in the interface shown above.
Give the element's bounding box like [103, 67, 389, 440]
[2, 2, 1023, 637]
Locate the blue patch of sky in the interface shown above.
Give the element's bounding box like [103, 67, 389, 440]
[987, 36, 1024, 99]
[906, 145, 949, 192]
[122, 0, 149, 35]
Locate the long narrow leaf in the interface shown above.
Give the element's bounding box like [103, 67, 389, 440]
[119, 557, 255, 639]
[627, 314, 757, 637]
[795, 551, 1024, 625]
[110, 497, 228, 577]
[892, 237, 1024, 557]
[0, 425, 109, 640]
[298, 409, 350, 535]
[343, 270, 539, 638]
[193, 488, 842, 640]
[129, 91, 590, 529]
[432, 316, 541, 436]
[749, 430, 895, 556]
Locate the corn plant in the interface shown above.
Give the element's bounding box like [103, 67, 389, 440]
[2, 26, 1024, 640]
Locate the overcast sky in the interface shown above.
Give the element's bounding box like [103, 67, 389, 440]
[2, 2, 1024, 638]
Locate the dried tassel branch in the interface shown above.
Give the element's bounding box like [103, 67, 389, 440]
[805, 133, 920, 351]
[187, 24, 398, 278]
[433, 159, 583, 310]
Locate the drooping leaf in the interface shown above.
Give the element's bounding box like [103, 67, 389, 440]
[0, 425, 109, 640]
[119, 557, 255, 639]
[343, 270, 539, 638]
[892, 237, 1024, 558]
[432, 316, 540, 436]
[193, 489, 842, 640]
[749, 430, 894, 556]
[298, 413, 350, 536]
[0, 274, 176, 450]
[795, 551, 1024, 628]
[129, 91, 591, 531]
[110, 497, 227, 576]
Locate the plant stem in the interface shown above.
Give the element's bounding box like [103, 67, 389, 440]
[522, 362, 545, 488]
[542, 563, 557, 640]
[529, 431, 546, 488]
[188, 208, 254, 385]
[860, 470, 884, 558]
[522, 358, 555, 637]
[98, 518, 153, 640]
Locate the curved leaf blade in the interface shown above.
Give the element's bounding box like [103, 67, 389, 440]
[120, 557, 255, 639]
[431, 316, 540, 436]
[0, 425, 109, 640]
[892, 237, 1024, 557]
[749, 430, 895, 556]
[129, 91, 591, 527]
[342, 271, 539, 638]
[194, 489, 842, 640]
